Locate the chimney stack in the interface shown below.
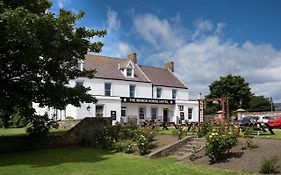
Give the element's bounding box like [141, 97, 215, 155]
[164, 61, 174, 72]
[128, 52, 137, 63]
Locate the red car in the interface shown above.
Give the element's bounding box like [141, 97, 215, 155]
[268, 116, 281, 128]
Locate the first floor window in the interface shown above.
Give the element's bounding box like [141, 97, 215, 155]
[105, 83, 111, 96]
[130, 85, 136, 97]
[156, 88, 162, 98]
[96, 105, 104, 117]
[151, 107, 158, 120]
[188, 108, 193, 120]
[172, 89, 177, 99]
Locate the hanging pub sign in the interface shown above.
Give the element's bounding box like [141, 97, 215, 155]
[121, 97, 175, 105]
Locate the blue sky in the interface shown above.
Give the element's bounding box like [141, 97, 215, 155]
[51, 0, 281, 102]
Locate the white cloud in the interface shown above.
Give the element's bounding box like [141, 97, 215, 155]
[57, 0, 70, 9]
[107, 7, 121, 31]
[133, 13, 184, 50]
[132, 13, 281, 102]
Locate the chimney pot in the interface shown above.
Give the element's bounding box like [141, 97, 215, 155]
[128, 52, 137, 63]
[164, 61, 174, 72]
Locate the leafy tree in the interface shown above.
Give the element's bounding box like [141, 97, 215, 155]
[206, 74, 252, 113]
[248, 96, 273, 112]
[0, 0, 106, 127]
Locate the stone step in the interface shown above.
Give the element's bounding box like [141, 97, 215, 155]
[178, 147, 194, 152]
[173, 152, 193, 161]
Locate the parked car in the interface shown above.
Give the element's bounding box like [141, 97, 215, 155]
[257, 116, 271, 124]
[234, 116, 258, 127]
[268, 115, 281, 128]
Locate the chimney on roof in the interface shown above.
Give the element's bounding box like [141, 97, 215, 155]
[164, 61, 174, 72]
[128, 52, 137, 63]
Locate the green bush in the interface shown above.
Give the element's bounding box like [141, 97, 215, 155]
[114, 140, 135, 154]
[205, 124, 238, 163]
[260, 157, 280, 174]
[137, 126, 157, 155]
[241, 139, 258, 150]
[172, 126, 188, 139]
[197, 122, 212, 138]
[11, 110, 28, 128]
[26, 114, 52, 138]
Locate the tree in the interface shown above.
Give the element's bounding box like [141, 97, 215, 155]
[206, 74, 252, 113]
[0, 0, 106, 127]
[248, 96, 273, 112]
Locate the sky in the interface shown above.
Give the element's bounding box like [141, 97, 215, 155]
[50, 0, 281, 102]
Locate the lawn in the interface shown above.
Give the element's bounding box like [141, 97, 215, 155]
[155, 127, 195, 136]
[251, 129, 281, 139]
[0, 147, 249, 175]
[0, 128, 68, 137]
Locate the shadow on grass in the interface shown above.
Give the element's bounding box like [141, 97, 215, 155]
[0, 146, 114, 168]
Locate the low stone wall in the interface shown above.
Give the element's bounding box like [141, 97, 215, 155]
[58, 119, 82, 129]
[0, 117, 112, 153]
[146, 136, 193, 159]
[0, 135, 64, 153]
[243, 111, 281, 116]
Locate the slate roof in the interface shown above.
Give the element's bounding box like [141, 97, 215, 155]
[84, 55, 149, 83]
[139, 65, 187, 89]
[84, 54, 188, 89]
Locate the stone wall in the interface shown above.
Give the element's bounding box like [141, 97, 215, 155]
[63, 117, 112, 144]
[0, 117, 112, 153]
[58, 119, 82, 129]
[0, 135, 64, 153]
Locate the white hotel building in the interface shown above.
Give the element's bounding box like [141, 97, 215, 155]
[34, 53, 199, 124]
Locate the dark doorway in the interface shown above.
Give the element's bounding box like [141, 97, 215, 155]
[163, 108, 168, 123]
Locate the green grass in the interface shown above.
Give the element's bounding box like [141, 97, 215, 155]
[155, 127, 195, 136]
[0, 147, 250, 175]
[0, 128, 68, 137]
[250, 129, 281, 139]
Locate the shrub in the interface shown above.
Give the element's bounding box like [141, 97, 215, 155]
[241, 139, 258, 150]
[137, 135, 151, 155]
[114, 140, 135, 154]
[26, 114, 52, 138]
[11, 111, 28, 128]
[205, 124, 238, 163]
[137, 126, 157, 155]
[260, 157, 280, 174]
[197, 122, 212, 138]
[172, 126, 188, 139]
[243, 127, 254, 138]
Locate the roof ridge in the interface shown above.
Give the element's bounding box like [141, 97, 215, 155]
[139, 64, 167, 70]
[86, 54, 127, 61]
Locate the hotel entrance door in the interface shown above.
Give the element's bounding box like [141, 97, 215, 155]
[163, 108, 168, 123]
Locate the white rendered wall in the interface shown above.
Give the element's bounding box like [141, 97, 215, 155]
[153, 86, 189, 100]
[75, 78, 152, 98]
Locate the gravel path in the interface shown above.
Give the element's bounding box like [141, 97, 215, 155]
[191, 138, 281, 174]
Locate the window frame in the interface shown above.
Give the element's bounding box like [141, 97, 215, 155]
[188, 108, 193, 120]
[96, 105, 104, 118]
[104, 83, 111, 96]
[156, 88, 162, 98]
[129, 84, 136, 98]
[172, 89, 177, 99]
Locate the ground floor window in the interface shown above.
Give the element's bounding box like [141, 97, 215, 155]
[96, 105, 104, 117]
[139, 107, 145, 119]
[151, 107, 158, 120]
[121, 107, 126, 117]
[188, 108, 193, 120]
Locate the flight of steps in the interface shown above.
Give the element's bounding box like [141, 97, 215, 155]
[170, 138, 206, 161]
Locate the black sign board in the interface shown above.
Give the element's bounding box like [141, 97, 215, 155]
[121, 97, 175, 105]
[111, 111, 116, 120]
[180, 112, 184, 120]
[179, 105, 184, 111]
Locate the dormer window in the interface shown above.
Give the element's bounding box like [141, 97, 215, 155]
[127, 67, 132, 77]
